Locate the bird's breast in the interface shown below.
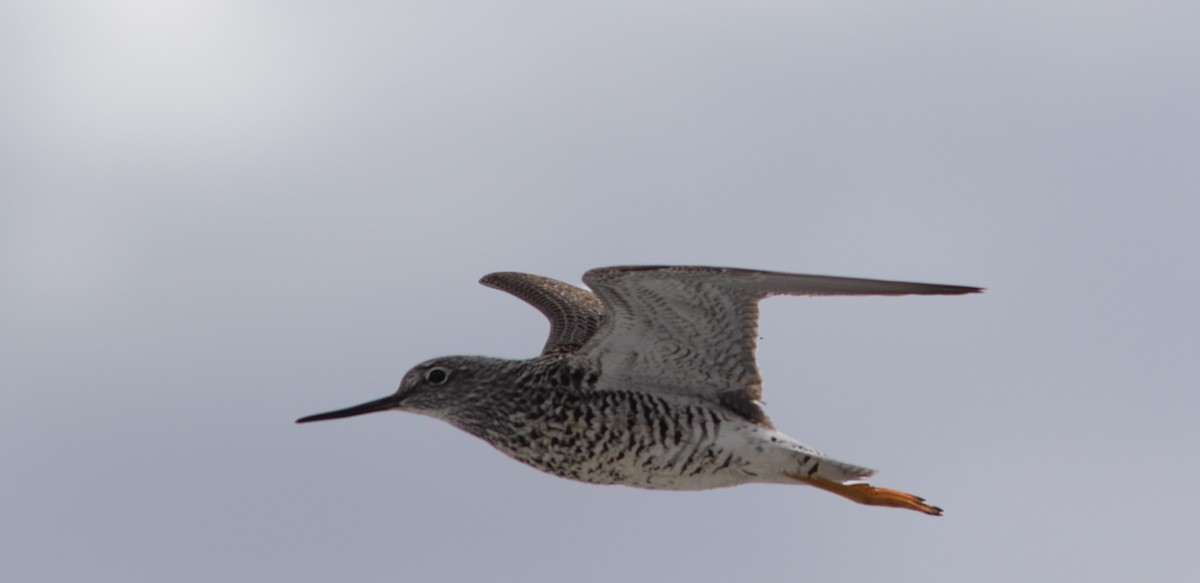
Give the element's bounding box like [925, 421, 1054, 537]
[469, 387, 757, 490]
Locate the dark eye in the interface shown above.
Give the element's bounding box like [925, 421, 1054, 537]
[425, 367, 449, 385]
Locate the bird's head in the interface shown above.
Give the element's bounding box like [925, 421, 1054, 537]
[296, 356, 506, 425]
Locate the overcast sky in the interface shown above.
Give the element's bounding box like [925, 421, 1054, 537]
[3, 1, 1198, 582]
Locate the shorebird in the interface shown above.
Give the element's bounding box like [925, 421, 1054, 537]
[298, 266, 981, 515]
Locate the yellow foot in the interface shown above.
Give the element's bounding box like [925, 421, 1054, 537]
[786, 473, 943, 516]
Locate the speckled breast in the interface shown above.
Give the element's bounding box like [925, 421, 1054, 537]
[465, 385, 754, 490]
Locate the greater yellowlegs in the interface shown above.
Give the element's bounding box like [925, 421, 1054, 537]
[298, 266, 981, 515]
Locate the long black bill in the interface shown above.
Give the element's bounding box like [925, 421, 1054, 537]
[296, 395, 400, 424]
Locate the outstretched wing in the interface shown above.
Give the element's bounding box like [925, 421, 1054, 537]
[480, 272, 606, 355]
[579, 266, 982, 406]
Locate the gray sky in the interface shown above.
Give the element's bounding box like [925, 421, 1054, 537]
[4, 1, 1198, 581]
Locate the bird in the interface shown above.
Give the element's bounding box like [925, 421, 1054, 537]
[298, 265, 982, 515]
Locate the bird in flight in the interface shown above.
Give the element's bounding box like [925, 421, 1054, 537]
[298, 266, 982, 515]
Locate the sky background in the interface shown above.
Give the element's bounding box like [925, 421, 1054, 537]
[3, 1, 1198, 581]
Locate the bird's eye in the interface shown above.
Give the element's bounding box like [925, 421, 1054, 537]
[425, 367, 449, 385]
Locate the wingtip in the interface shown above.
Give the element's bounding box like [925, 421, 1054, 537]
[478, 272, 510, 287]
[918, 283, 984, 295]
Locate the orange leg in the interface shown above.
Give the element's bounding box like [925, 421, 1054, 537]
[786, 473, 943, 516]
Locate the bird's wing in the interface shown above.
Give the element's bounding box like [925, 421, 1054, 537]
[480, 272, 606, 355]
[579, 266, 982, 406]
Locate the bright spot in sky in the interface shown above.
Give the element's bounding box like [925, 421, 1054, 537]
[21, 0, 331, 151]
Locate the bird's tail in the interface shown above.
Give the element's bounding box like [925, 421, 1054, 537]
[800, 454, 877, 483]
